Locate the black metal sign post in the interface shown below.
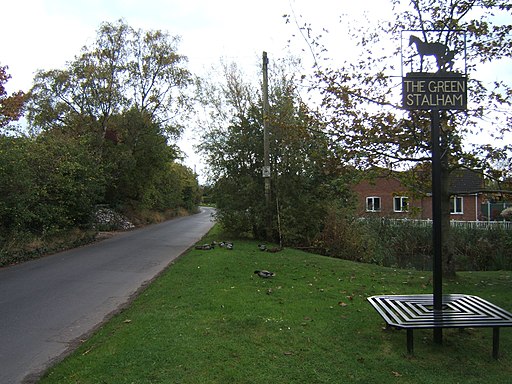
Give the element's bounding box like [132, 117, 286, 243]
[430, 108, 443, 344]
[401, 30, 467, 345]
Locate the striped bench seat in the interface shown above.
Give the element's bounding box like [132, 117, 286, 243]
[367, 294, 512, 358]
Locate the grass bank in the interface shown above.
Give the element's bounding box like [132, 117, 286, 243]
[40, 227, 512, 383]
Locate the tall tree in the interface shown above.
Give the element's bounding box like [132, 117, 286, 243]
[102, 107, 178, 207]
[27, 20, 192, 140]
[198, 60, 350, 243]
[293, 0, 512, 275]
[197, 62, 266, 236]
[25, 20, 198, 217]
[127, 28, 192, 137]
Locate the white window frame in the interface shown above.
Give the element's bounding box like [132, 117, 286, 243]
[366, 196, 381, 212]
[393, 196, 409, 212]
[450, 195, 464, 214]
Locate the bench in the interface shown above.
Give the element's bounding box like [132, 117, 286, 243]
[367, 294, 512, 359]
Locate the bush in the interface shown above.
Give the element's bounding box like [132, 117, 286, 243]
[315, 208, 371, 263]
[453, 227, 512, 271]
[318, 215, 512, 271]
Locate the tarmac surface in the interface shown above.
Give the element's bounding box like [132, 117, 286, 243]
[0, 207, 215, 384]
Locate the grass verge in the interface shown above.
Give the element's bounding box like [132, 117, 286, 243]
[40, 227, 512, 383]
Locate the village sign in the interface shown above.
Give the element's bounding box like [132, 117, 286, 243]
[401, 30, 468, 337]
[402, 31, 467, 110]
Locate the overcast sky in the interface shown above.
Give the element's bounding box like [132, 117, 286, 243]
[2, 1, 510, 181]
[3, 0, 387, 91]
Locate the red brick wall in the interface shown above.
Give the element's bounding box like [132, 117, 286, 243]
[420, 194, 480, 221]
[453, 194, 481, 221]
[352, 177, 422, 218]
[352, 177, 482, 221]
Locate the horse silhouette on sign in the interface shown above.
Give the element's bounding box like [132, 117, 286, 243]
[408, 35, 454, 72]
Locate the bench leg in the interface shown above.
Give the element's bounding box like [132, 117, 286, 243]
[434, 328, 443, 345]
[493, 327, 500, 359]
[407, 329, 414, 355]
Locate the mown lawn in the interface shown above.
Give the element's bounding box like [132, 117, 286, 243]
[40, 227, 512, 383]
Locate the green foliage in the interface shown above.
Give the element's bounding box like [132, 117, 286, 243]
[19, 18, 200, 222]
[103, 108, 175, 206]
[0, 133, 104, 235]
[0, 110, 198, 255]
[0, 132, 105, 263]
[358, 219, 433, 270]
[141, 162, 201, 212]
[0, 136, 38, 235]
[199, 61, 353, 245]
[212, 174, 265, 237]
[30, 132, 106, 233]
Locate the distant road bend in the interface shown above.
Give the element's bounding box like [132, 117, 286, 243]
[0, 207, 215, 384]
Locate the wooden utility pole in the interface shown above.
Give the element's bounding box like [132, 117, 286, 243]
[262, 52, 272, 240]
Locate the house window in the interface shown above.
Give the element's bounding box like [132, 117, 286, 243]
[450, 196, 463, 214]
[366, 197, 381, 212]
[393, 196, 409, 212]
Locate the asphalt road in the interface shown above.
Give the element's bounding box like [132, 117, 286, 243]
[0, 207, 215, 384]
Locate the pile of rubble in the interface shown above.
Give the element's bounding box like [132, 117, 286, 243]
[93, 207, 135, 231]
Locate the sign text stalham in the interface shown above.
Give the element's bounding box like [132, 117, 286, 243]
[402, 73, 467, 110]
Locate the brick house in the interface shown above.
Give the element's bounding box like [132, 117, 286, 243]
[351, 169, 485, 221]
